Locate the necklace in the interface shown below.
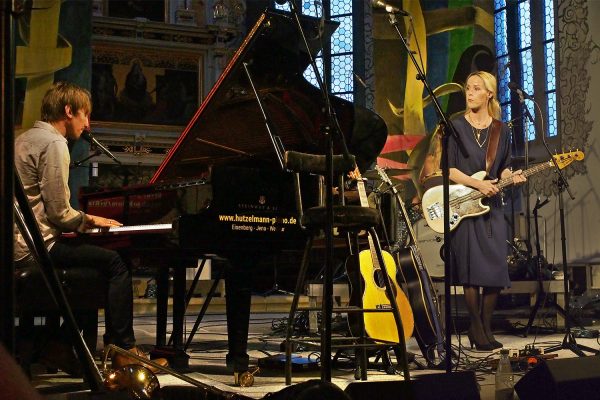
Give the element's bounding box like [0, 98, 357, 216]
[472, 125, 489, 148]
[467, 113, 490, 128]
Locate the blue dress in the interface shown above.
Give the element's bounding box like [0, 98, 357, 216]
[447, 115, 511, 288]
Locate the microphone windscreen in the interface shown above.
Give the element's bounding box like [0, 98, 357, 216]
[285, 151, 356, 175]
[81, 130, 92, 142]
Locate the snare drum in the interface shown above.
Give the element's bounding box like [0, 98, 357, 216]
[413, 218, 444, 278]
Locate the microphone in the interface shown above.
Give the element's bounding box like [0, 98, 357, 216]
[81, 130, 121, 165]
[353, 73, 367, 88]
[508, 82, 533, 101]
[371, 0, 410, 16]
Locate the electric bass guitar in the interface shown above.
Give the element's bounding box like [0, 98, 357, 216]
[421, 151, 584, 234]
[346, 172, 414, 343]
[375, 166, 445, 365]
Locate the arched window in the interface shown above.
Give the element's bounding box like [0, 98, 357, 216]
[275, 0, 354, 101]
[494, 0, 558, 146]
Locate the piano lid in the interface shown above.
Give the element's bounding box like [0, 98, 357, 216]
[151, 10, 342, 184]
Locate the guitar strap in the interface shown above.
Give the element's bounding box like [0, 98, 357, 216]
[485, 119, 502, 176]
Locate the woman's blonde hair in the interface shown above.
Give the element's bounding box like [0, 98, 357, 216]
[465, 71, 501, 120]
[41, 82, 92, 122]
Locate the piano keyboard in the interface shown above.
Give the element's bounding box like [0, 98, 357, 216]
[84, 223, 173, 235]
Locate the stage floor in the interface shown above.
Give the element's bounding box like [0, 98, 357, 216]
[31, 303, 600, 400]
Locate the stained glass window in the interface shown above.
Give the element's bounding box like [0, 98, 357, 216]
[544, 0, 557, 137]
[494, 6, 511, 123]
[274, 0, 354, 101]
[495, 0, 557, 141]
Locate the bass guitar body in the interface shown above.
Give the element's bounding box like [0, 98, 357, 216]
[422, 151, 585, 234]
[358, 248, 414, 343]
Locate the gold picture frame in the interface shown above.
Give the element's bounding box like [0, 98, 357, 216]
[91, 43, 203, 129]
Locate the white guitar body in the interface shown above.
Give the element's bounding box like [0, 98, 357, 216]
[422, 171, 490, 234]
[421, 151, 584, 234]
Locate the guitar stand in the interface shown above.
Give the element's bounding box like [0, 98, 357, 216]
[332, 346, 423, 379]
[375, 347, 425, 375]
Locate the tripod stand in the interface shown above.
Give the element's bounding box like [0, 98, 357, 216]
[262, 255, 293, 296]
[544, 179, 598, 356]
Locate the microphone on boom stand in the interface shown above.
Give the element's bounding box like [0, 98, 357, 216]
[81, 130, 121, 165]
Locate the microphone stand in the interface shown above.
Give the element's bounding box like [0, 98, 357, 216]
[71, 148, 102, 169]
[519, 98, 533, 258]
[284, 0, 355, 382]
[535, 120, 598, 356]
[521, 196, 565, 337]
[384, 11, 468, 373]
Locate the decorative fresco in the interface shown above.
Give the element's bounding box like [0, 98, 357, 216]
[372, 0, 497, 202]
[91, 46, 201, 126]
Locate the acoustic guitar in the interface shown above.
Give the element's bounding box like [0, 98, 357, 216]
[375, 166, 445, 364]
[346, 171, 414, 343]
[422, 151, 584, 234]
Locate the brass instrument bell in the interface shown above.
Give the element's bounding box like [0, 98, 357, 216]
[103, 364, 160, 400]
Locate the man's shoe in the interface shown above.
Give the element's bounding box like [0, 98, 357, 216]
[38, 340, 83, 378]
[111, 347, 168, 374]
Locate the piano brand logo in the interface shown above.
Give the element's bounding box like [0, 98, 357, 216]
[238, 203, 277, 211]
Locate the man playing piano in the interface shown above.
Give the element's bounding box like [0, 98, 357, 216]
[14, 82, 167, 376]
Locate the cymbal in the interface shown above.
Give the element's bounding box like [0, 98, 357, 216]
[363, 167, 413, 180]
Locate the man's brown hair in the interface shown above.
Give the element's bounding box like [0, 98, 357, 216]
[41, 81, 92, 122]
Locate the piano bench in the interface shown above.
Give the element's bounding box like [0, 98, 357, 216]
[14, 258, 107, 373]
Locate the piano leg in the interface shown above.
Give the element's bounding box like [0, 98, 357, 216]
[156, 268, 169, 347]
[172, 263, 187, 347]
[152, 260, 191, 370]
[224, 255, 253, 373]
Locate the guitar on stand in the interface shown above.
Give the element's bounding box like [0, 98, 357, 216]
[375, 166, 446, 367]
[345, 170, 414, 344]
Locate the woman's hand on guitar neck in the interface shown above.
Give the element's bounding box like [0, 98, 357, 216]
[475, 179, 500, 197]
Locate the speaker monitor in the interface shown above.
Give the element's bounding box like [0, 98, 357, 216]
[515, 356, 600, 400]
[344, 371, 480, 400]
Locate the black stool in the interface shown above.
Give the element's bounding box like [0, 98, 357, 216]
[283, 151, 411, 384]
[15, 255, 107, 374]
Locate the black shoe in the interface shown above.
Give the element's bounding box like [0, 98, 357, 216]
[486, 336, 503, 349]
[466, 330, 495, 352]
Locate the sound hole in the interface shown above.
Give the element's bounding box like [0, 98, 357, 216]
[373, 269, 396, 298]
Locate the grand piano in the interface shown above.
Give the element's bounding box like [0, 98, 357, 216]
[80, 9, 387, 370]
